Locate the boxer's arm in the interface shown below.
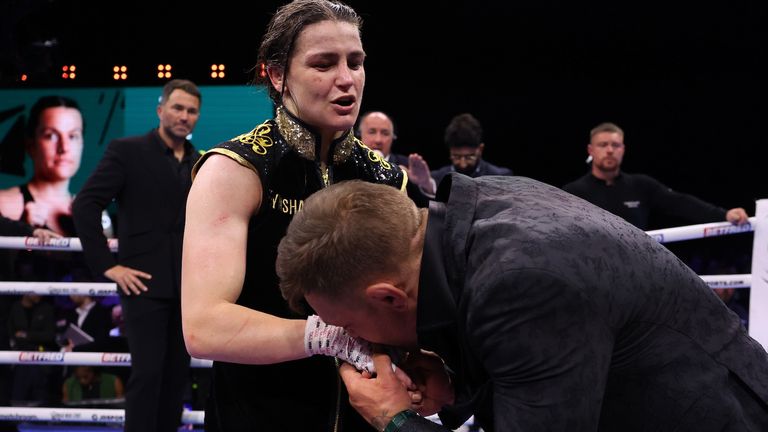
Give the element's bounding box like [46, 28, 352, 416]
[182, 154, 306, 364]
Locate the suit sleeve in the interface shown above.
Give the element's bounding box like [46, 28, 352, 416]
[468, 268, 613, 431]
[0, 215, 34, 236]
[72, 140, 127, 277]
[642, 175, 727, 223]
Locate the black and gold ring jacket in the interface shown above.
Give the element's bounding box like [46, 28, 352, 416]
[192, 106, 407, 317]
[192, 107, 405, 430]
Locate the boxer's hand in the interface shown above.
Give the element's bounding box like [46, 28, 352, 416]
[304, 315, 374, 373]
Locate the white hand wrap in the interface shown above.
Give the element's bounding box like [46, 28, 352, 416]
[304, 315, 375, 373]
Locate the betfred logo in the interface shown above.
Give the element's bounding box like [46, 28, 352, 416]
[23, 237, 71, 248]
[703, 224, 752, 238]
[18, 352, 64, 363]
[101, 353, 131, 364]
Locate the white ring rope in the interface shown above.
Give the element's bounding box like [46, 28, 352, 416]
[0, 275, 750, 297]
[646, 217, 755, 244]
[0, 236, 118, 252]
[0, 407, 204, 424]
[699, 274, 751, 289]
[0, 351, 212, 368]
[0, 217, 755, 252]
[0, 281, 117, 296]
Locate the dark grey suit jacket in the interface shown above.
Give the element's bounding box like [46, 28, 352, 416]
[410, 174, 768, 432]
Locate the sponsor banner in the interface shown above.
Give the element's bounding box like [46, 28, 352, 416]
[90, 412, 125, 423]
[49, 287, 83, 296]
[101, 353, 132, 364]
[701, 275, 751, 289]
[51, 411, 86, 421]
[703, 223, 754, 238]
[18, 352, 65, 363]
[0, 413, 39, 421]
[705, 279, 748, 288]
[23, 237, 72, 249]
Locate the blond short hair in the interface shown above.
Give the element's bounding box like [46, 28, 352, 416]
[277, 180, 421, 313]
[589, 122, 624, 140]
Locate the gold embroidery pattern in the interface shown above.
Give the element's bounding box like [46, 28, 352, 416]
[274, 106, 356, 164]
[332, 135, 356, 165]
[275, 107, 315, 160]
[358, 140, 392, 170]
[233, 122, 274, 156]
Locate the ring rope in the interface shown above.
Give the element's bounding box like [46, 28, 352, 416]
[0, 236, 118, 252]
[0, 275, 750, 297]
[0, 218, 755, 252]
[0, 281, 117, 296]
[0, 406, 203, 424]
[646, 218, 755, 244]
[0, 351, 212, 368]
[699, 274, 751, 289]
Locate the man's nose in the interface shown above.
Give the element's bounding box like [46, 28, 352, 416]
[58, 136, 70, 154]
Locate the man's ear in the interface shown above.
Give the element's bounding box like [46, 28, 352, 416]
[477, 143, 485, 157]
[364, 283, 408, 311]
[267, 66, 285, 95]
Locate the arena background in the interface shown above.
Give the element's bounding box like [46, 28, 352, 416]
[0, 0, 765, 250]
[0, 1, 765, 430]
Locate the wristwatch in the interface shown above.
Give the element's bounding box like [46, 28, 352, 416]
[383, 409, 419, 432]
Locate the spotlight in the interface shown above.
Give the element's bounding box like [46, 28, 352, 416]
[210, 64, 226, 79]
[158, 64, 173, 79]
[113, 65, 128, 80]
[61, 65, 76, 80]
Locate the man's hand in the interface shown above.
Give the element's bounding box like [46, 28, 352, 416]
[31, 228, 61, 242]
[725, 207, 749, 225]
[406, 154, 436, 195]
[23, 201, 50, 227]
[104, 265, 152, 296]
[339, 353, 413, 431]
[400, 350, 455, 416]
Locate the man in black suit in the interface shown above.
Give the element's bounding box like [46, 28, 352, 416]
[61, 294, 115, 350]
[276, 176, 768, 432]
[428, 113, 512, 190]
[72, 79, 202, 432]
[357, 111, 432, 207]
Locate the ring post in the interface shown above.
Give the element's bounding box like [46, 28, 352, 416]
[749, 199, 768, 347]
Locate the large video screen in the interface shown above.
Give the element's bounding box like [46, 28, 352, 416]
[0, 85, 273, 194]
[0, 85, 273, 283]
